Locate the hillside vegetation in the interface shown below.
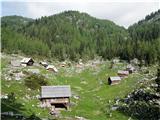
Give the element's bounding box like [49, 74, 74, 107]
[2, 10, 160, 64]
[1, 10, 160, 120]
[1, 15, 33, 30]
[2, 53, 158, 120]
[128, 10, 160, 64]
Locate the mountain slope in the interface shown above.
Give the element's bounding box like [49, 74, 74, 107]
[128, 9, 160, 41]
[127, 9, 160, 64]
[2, 11, 130, 61]
[1, 16, 49, 56]
[1, 15, 33, 31]
[22, 11, 130, 61]
[1, 10, 160, 64]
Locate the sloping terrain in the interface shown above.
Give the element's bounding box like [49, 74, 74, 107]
[1, 10, 160, 63]
[1, 54, 159, 120]
[1, 9, 160, 120]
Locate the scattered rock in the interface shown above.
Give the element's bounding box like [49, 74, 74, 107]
[73, 95, 80, 100]
[32, 104, 35, 107]
[35, 95, 40, 99]
[5, 75, 12, 80]
[113, 58, 120, 64]
[10, 60, 21, 67]
[111, 105, 119, 111]
[130, 58, 140, 65]
[75, 116, 88, 120]
[15, 71, 25, 80]
[0, 94, 8, 99]
[27, 88, 31, 91]
[50, 110, 60, 117]
[27, 69, 40, 74]
[80, 81, 87, 85]
[70, 102, 77, 107]
[74, 86, 83, 91]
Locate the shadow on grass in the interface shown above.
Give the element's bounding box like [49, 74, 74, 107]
[25, 113, 41, 120]
[1, 92, 24, 113]
[1, 92, 42, 120]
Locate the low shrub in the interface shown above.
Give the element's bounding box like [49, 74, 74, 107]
[24, 74, 47, 90]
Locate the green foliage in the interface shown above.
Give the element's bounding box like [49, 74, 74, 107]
[1, 11, 129, 61]
[155, 68, 160, 92]
[1, 27, 50, 57]
[2, 59, 152, 119]
[24, 74, 47, 90]
[1, 10, 160, 64]
[118, 89, 160, 120]
[128, 10, 160, 64]
[121, 101, 160, 119]
[26, 114, 41, 120]
[1, 15, 33, 31]
[1, 92, 24, 113]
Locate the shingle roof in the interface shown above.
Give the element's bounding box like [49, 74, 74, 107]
[127, 65, 135, 70]
[41, 85, 71, 98]
[20, 58, 33, 63]
[46, 65, 58, 72]
[40, 62, 48, 65]
[127, 64, 133, 68]
[118, 70, 129, 75]
[109, 76, 121, 81]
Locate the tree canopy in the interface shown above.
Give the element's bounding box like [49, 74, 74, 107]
[1, 10, 160, 64]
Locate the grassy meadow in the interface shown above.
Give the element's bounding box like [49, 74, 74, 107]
[1, 56, 154, 120]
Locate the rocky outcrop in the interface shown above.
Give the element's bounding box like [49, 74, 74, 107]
[117, 78, 160, 120]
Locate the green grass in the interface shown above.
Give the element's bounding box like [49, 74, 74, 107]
[59, 64, 141, 120]
[1, 58, 10, 69]
[1, 60, 149, 120]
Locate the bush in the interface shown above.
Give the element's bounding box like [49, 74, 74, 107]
[26, 114, 41, 120]
[24, 74, 47, 90]
[119, 101, 160, 119]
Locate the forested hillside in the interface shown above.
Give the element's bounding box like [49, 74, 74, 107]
[1, 16, 50, 57]
[1, 15, 33, 30]
[1, 9, 160, 120]
[22, 11, 131, 61]
[1, 10, 160, 64]
[128, 9, 160, 64]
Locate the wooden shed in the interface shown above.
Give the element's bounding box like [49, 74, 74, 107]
[39, 61, 48, 68]
[40, 85, 71, 110]
[108, 76, 121, 85]
[126, 65, 135, 73]
[46, 65, 58, 73]
[20, 58, 34, 66]
[113, 59, 120, 64]
[117, 70, 129, 77]
[60, 62, 67, 67]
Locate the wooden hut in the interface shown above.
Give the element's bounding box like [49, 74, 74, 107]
[39, 61, 48, 67]
[108, 76, 121, 85]
[40, 85, 71, 110]
[130, 58, 139, 65]
[46, 65, 58, 73]
[60, 62, 67, 67]
[112, 58, 120, 64]
[126, 65, 135, 73]
[117, 70, 129, 77]
[20, 58, 34, 66]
